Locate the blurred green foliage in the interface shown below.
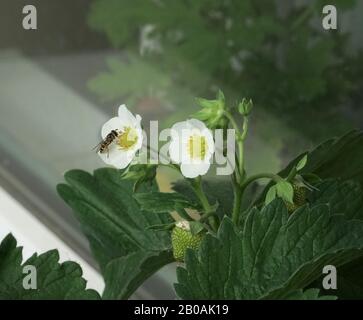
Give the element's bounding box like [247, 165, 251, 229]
[88, 57, 171, 105]
[87, 0, 363, 143]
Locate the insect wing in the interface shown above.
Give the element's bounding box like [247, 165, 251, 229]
[92, 140, 104, 152]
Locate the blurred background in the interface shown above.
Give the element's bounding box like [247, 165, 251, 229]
[0, 0, 362, 299]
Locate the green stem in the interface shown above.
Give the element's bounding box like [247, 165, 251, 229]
[224, 111, 241, 137]
[232, 187, 242, 225]
[199, 210, 217, 223]
[232, 173, 283, 224]
[224, 110, 247, 180]
[241, 116, 249, 141]
[238, 116, 249, 179]
[238, 140, 244, 181]
[240, 173, 284, 192]
[191, 177, 218, 231]
[224, 111, 251, 224]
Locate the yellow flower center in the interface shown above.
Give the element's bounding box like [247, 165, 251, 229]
[117, 127, 138, 150]
[187, 134, 208, 160]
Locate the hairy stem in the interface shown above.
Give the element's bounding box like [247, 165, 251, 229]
[240, 173, 284, 192]
[232, 187, 242, 224]
[238, 116, 249, 180]
[224, 111, 241, 138]
[233, 173, 284, 224]
[225, 111, 250, 223]
[191, 177, 218, 231]
[199, 210, 217, 223]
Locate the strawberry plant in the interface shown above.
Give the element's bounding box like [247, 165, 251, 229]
[1, 92, 363, 300]
[59, 93, 363, 299]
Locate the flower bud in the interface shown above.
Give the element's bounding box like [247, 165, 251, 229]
[238, 98, 253, 116]
[193, 90, 228, 129]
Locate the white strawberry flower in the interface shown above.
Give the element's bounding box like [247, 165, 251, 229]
[169, 119, 215, 178]
[98, 104, 143, 169]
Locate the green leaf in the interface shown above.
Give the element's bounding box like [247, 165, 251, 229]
[276, 180, 294, 204]
[332, 256, 363, 299]
[315, 0, 356, 10]
[265, 185, 277, 205]
[256, 130, 363, 206]
[57, 168, 174, 299]
[102, 250, 172, 299]
[309, 179, 363, 220]
[290, 131, 363, 185]
[308, 179, 363, 298]
[146, 223, 175, 231]
[87, 57, 173, 104]
[189, 221, 205, 235]
[285, 288, 336, 300]
[301, 173, 322, 185]
[134, 192, 199, 213]
[173, 179, 232, 220]
[175, 200, 363, 299]
[173, 178, 261, 221]
[296, 154, 308, 171]
[0, 234, 100, 300]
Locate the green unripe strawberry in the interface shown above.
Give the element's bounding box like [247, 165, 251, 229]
[285, 201, 300, 213]
[286, 183, 307, 213]
[172, 221, 204, 262]
[293, 183, 307, 206]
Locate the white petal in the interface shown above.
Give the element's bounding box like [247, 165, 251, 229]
[118, 104, 141, 126]
[101, 117, 123, 139]
[169, 139, 182, 163]
[186, 118, 207, 131]
[180, 162, 211, 178]
[169, 121, 188, 163]
[171, 134, 191, 164]
[117, 151, 137, 169]
[132, 127, 144, 151]
[203, 129, 215, 155]
[98, 144, 136, 169]
[171, 120, 188, 136]
[135, 114, 142, 124]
